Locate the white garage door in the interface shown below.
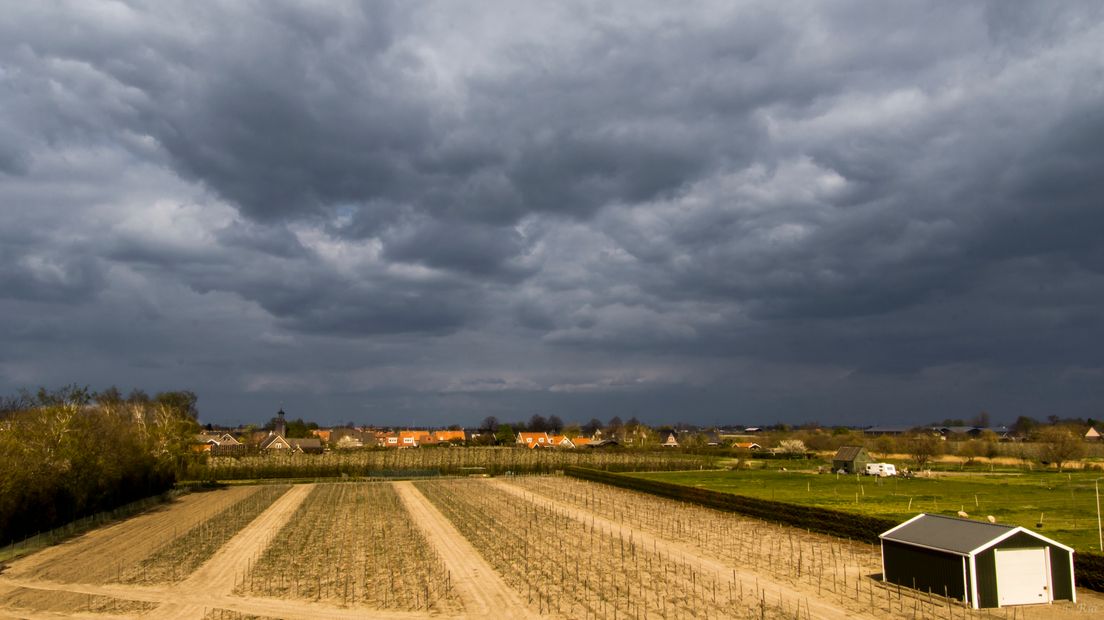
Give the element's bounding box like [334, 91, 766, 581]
[995, 548, 1050, 606]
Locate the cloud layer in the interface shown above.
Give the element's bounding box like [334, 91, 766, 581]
[2, 1, 1103, 425]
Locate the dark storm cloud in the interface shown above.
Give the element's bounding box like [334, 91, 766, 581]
[381, 219, 531, 278]
[2, 1, 1104, 424]
[224, 269, 476, 338]
[213, 221, 310, 260]
[0, 244, 105, 303]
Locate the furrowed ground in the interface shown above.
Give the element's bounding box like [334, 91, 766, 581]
[498, 476, 881, 618]
[236, 482, 462, 613]
[4, 485, 270, 584]
[416, 477, 824, 619]
[0, 476, 1100, 619]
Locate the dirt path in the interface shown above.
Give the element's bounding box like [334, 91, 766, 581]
[489, 478, 866, 620]
[147, 483, 313, 618]
[3, 483, 433, 619]
[2, 481, 527, 619]
[393, 481, 536, 619]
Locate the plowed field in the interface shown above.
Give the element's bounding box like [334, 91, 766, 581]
[1, 477, 1098, 619]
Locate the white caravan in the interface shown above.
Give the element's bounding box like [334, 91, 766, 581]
[864, 462, 897, 477]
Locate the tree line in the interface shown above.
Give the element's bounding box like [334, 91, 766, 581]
[0, 385, 200, 546]
[472, 414, 651, 445]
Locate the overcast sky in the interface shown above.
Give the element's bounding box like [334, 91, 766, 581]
[2, 1, 1103, 427]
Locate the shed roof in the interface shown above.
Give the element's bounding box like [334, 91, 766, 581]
[833, 445, 867, 462]
[936, 426, 977, 435]
[863, 426, 912, 434]
[881, 513, 1073, 556]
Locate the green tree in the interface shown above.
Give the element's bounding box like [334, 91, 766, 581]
[495, 423, 516, 445]
[0, 385, 196, 546]
[1012, 416, 1039, 436]
[281, 417, 314, 438]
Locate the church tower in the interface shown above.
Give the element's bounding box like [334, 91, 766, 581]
[275, 408, 287, 438]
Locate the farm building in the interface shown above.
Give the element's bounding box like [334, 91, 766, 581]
[259, 434, 324, 453]
[880, 513, 1075, 609]
[863, 426, 912, 436]
[549, 435, 576, 448]
[287, 437, 324, 454]
[831, 446, 870, 473]
[433, 429, 467, 444]
[517, 431, 553, 448]
[259, 433, 293, 451]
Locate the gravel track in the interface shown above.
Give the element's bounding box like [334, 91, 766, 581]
[393, 481, 536, 619]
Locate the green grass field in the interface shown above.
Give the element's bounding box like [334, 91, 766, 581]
[628, 467, 1104, 552]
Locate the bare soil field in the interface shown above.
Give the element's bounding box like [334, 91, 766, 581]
[0, 476, 1101, 619]
[0, 586, 155, 617]
[420, 477, 848, 619]
[501, 475, 877, 618]
[5, 486, 262, 584]
[121, 485, 290, 584]
[500, 475, 1104, 620]
[237, 482, 464, 614]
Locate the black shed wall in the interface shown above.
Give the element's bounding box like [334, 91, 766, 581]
[883, 541, 967, 601]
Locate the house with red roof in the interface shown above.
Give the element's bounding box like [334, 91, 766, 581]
[516, 431, 553, 448]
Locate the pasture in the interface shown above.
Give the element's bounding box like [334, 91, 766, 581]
[0, 477, 1099, 619]
[628, 468, 1104, 552]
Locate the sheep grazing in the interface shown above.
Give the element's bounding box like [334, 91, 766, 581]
[987, 515, 996, 523]
[957, 511, 969, 518]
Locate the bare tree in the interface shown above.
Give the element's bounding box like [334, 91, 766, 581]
[957, 440, 985, 466]
[907, 434, 943, 469]
[581, 418, 603, 436]
[872, 435, 897, 460]
[1036, 427, 1084, 471]
[547, 415, 564, 433]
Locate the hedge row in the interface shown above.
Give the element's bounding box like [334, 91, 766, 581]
[1076, 551, 1104, 592]
[564, 467, 1104, 593]
[677, 448, 817, 460]
[186, 448, 714, 481]
[564, 466, 896, 543]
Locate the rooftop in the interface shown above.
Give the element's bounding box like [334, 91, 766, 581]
[881, 513, 1016, 555]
